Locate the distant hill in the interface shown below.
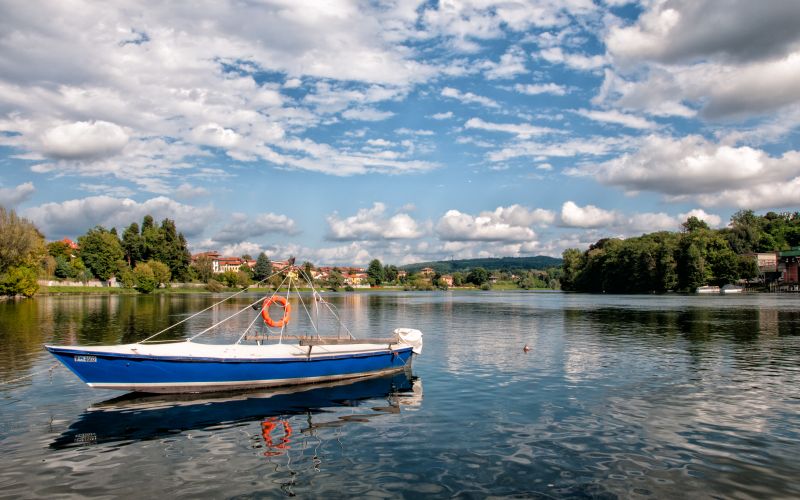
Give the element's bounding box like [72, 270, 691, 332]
[401, 256, 562, 274]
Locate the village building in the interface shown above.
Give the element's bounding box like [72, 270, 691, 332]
[191, 251, 255, 274]
[779, 248, 800, 285]
[343, 272, 370, 287]
[420, 267, 435, 278]
[440, 275, 454, 287]
[61, 237, 79, 250]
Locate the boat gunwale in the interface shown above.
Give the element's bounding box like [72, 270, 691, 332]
[44, 344, 413, 364]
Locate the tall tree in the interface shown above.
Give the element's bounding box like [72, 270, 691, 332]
[140, 216, 163, 262]
[253, 252, 272, 281]
[191, 254, 214, 283]
[157, 219, 190, 281]
[78, 226, 124, 280]
[367, 258, 384, 285]
[0, 206, 45, 273]
[560, 248, 583, 291]
[121, 222, 143, 267]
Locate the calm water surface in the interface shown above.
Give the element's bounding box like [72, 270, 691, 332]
[1, 292, 800, 498]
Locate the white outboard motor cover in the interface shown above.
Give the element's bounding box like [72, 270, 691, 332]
[395, 328, 423, 354]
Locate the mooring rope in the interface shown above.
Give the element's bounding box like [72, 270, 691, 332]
[141, 264, 292, 343]
[0, 362, 59, 386]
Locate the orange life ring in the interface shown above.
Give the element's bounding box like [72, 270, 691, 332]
[261, 417, 292, 456]
[261, 296, 291, 328]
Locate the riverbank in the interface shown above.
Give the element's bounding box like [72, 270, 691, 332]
[35, 284, 556, 296]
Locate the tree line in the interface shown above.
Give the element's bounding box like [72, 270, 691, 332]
[561, 210, 800, 293]
[0, 205, 194, 296]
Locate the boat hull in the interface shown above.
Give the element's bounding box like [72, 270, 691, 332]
[45, 344, 414, 393]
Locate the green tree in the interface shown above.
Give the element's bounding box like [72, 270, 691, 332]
[54, 255, 70, 279]
[158, 219, 191, 281]
[118, 267, 135, 288]
[725, 209, 763, 254]
[69, 258, 88, 281]
[253, 253, 272, 281]
[367, 258, 384, 286]
[133, 262, 157, 293]
[191, 255, 214, 283]
[384, 265, 398, 283]
[682, 216, 710, 233]
[679, 241, 707, 291]
[0, 266, 39, 297]
[47, 240, 73, 259]
[0, 206, 45, 273]
[77, 226, 124, 280]
[121, 222, 143, 267]
[466, 267, 489, 286]
[302, 261, 314, 281]
[560, 248, 583, 291]
[147, 259, 171, 287]
[220, 270, 240, 288]
[140, 215, 163, 262]
[239, 263, 253, 278]
[325, 270, 344, 291]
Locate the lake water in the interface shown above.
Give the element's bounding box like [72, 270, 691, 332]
[2, 291, 800, 498]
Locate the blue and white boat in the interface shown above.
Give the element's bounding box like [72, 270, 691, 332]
[46, 263, 422, 394]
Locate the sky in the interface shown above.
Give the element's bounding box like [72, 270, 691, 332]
[1, 0, 800, 266]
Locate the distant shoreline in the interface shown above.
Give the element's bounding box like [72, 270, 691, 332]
[34, 285, 557, 296]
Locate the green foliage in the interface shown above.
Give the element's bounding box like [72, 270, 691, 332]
[324, 270, 344, 291]
[466, 267, 489, 286]
[253, 252, 272, 281]
[682, 216, 710, 233]
[47, 241, 73, 259]
[564, 211, 800, 293]
[191, 255, 214, 283]
[560, 248, 583, 291]
[121, 222, 143, 267]
[383, 264, 398, 283]
[118, 267, 135, 288]
[402, 256, 562, 274]
[344, 285, 355, 292]
[147, 259, 171, 286]
[205, 279, 224, 292]
[367, 258, 384, 286]
[0, 265, 39, 297]
[404, 276, 433, 291]
[517, 271, 549, 289]
[219, 270, 240, 288]
[69, 258, 88, 281]
[479, 282, 492, 291]
[0, 206, 45, 273]
[133, 262, 156, 293]
[238, 263, 253, 277]
[54, 255, 70, 279]
[78, 226, 124, 280]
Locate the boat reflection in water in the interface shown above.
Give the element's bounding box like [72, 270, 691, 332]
[51, 370, 421, 451]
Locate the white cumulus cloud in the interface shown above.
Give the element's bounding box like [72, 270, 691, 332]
[436, 208, 540, 242]
[24, 195, 214, 239]
[0, 182, 35, 207]
[326, 203, 424, 241]
[40, 121, 128, 160]
[560, 201, 617, 228]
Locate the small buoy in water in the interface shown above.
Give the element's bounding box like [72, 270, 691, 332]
[523, 344, 531, 353]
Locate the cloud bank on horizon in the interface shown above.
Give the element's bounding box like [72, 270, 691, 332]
[1, 0, 799, 265]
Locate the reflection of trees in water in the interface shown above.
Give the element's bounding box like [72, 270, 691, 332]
[562, 305, 800, 374]
[0, 299, 53, 380]
[563, 307, 767, 342]
[0, 296, 195, 382]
